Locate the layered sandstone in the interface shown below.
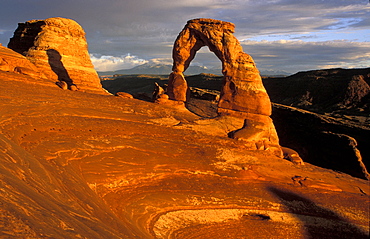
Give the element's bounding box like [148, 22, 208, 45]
[0, 45, 45, 79]
[1, 17, 369, 239]
[168, 19, 280, 154]
[0, 63, 369, 238]
[8, 17, 105, 94]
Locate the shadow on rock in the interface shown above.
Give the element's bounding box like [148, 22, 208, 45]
[267, 186, 368, 238]
[47, 49, 73, 87]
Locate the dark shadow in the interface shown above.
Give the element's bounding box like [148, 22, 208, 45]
[267, 186, 368, 238]
[47, 49, 73, 86]
[270, 104, 369, 180]
[8, 21, 46, 55]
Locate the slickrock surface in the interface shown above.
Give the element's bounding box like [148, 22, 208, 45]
[8, 17, 106, 94]
[168, 19, 281, 155]
[0, 46, 369, 238]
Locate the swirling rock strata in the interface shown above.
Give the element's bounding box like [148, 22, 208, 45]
[8, 17, 105, 94]
[0, 62, 369, 238]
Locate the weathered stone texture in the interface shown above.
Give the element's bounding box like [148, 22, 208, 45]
[0, 45, 44, 79]
[168, 19, 280, 153]
[168, 19, 271, 115]
[8, 17, 105, 94]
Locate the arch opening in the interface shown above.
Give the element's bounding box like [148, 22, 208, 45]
[166, 18, 282, 156]
[183, 46, 223, 118]
[184, 46, 222, 75]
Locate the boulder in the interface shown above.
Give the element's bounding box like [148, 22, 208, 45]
[152, 82, 166, 101]
[115, 92, 134, 99]
[168, 19, 280, 154]
[281, 147, 304, 165]
[8, 17, 106, 94]
[56, 80, 68, 90]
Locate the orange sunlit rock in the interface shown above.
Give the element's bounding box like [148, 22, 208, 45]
[0, 18, 368, 239]
[168, 19, 281, 154]
[8, 17, 106, 94]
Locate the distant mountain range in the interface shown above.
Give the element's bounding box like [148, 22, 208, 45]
[98, 63, 291, 76]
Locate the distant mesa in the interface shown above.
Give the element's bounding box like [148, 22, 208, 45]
[167, 18, 281, 155]
[8, 17, 106, 94]
[264, 68, 370, 114]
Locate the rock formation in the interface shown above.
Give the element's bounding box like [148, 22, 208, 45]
[263, 68, 370, 114]
[281, 146, 304, 165]
[272, 103, 369, 179]
[8, 17, 105, 94]
[115, 91, 134, 99]
[0, 45, 44, 79]
[1, 40, 369, 237]
[155, 71, 370, 179]
[168, 18, 280, 154]
[152, 82, 166, 101]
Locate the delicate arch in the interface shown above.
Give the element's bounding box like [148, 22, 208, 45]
[167, 18, 271, 117]
[167, 18, 282, 156]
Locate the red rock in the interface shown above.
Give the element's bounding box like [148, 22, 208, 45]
[1, 19, 369, 238]
[0, 45, 44, 78]
[56, 80, 68, 90]
[281, 146, 304, 165]
[167, 72, 189, 102]
[152, 82, 166, 101]
[115, 92, 134, 99]
[168, 19, 280, 153]
[8, 17, 106, 94]
[168, 19, 271, 115]
[0, 59, 369, 238]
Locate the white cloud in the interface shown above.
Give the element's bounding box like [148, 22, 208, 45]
[90, 54, 148, 71]
[147, 58, 173, 65]
[1, 0, 369, 73]
[240, 40, 370, 73]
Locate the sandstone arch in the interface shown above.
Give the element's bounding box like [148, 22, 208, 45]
[168, 19, 281, 154]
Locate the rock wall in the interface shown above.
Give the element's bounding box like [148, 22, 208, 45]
[8, 17, 105, 94]
[272, 103, 369, 179]
[168, 19, 280, 154]
[263, 68, 370, 114]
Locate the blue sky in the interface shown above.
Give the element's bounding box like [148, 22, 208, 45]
[0, 0, 369, 73]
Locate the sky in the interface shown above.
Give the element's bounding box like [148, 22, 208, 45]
[0, 0, 369, 74]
